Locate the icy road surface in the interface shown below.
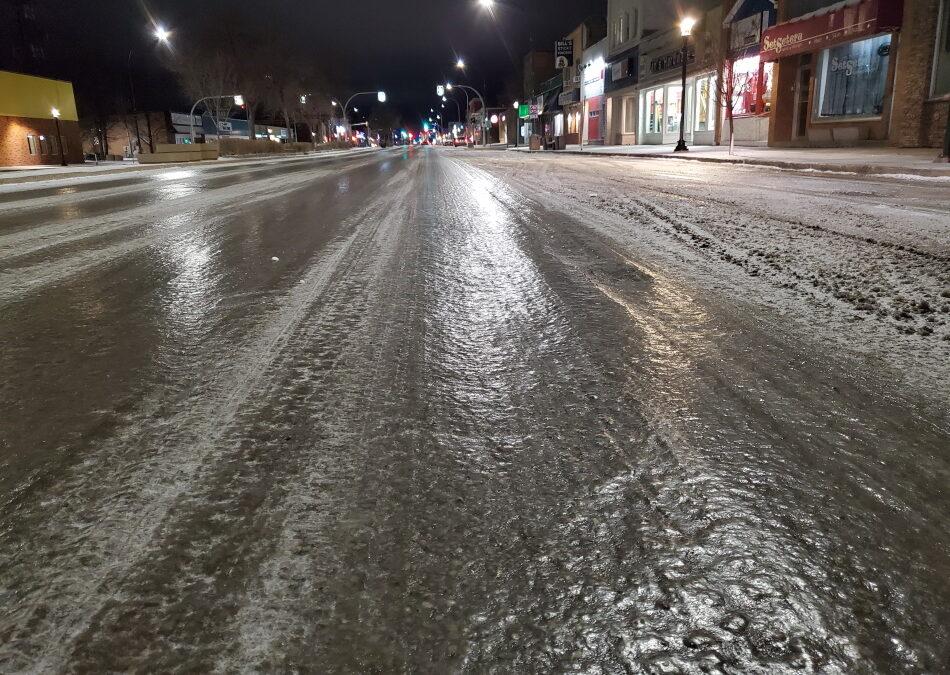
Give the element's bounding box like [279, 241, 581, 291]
[1, 147, 948, 672]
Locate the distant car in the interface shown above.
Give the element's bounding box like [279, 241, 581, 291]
[452, 137, 465, 147]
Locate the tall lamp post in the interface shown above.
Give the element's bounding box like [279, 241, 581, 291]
[51, 107, 67, 166]
[443, 78, 487, 147]
[128, 25, 172, 156]
[674, 16, 696, 153]
[190, 95, 245, 143]
[342, 91, 387, 135]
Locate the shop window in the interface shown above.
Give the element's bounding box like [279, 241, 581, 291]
[934, 0, 950, 96]
[695, 75, 717, 132]
[555, 113, 564, 136]
[731, 56, 773, 116]
[666, 85, 683, 134]
[27, 135, 39, 155]
[623, 96, 636, 134]
[644, 87, 664, 134]
[817, 34, 891, 119]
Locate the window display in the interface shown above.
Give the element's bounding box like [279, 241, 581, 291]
[694, 75, 716, 132]
[645, 88, 663, 134]
[818, 34, 891, 118]
[731, 56, 773, 117]
[666, 85, 682, 134]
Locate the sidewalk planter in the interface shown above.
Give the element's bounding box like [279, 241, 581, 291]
[138, 143, 219, 164]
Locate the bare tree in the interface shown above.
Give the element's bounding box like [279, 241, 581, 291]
[368, 105, 401, 146]
[715, 59, 756, 155]
[171, 45, 238, 139]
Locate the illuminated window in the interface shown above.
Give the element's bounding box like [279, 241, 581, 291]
[731, 56, 773, 117]
[623, 96, 636, 133]
[644, 87, 664, 134]
[27, 135, 39, 155]
[818, 35, 891, 118]
[666, 85, 682, 134]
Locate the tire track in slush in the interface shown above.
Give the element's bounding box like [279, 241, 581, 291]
[65, 169, 420, 671]
[0, 168, 415, 673]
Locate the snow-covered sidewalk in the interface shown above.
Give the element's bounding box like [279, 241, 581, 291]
[0, 147, 378, 186]
[503, 143, 950, 179]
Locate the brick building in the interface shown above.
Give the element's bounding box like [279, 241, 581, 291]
[764, 0, 949, 148]
[0, 70, 83, 166]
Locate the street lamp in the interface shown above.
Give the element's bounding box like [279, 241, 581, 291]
[478, 0, 495, 7]
[189, 94, 244, 142]
[153, 25, 171, 44]
[127, 22, 172, 156]
[674, 16, 696, 153]
[51, 107, 67, 166]
[456, 58, 466, 70]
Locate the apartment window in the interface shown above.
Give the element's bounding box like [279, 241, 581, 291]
[623, 96, 636, 133]
[27, 135, 39, 155]
[612, 12, 629, 48]
[934, 0, 950, 96]
[817, 34, 891, 118]
[39, 135, 51, 155]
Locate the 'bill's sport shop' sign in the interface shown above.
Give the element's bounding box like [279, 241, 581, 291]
[760, 0, 903, 61]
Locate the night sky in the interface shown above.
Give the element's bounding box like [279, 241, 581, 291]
[42, 0, 608, 124]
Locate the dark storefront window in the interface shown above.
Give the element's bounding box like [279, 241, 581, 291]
[935, 0, 950, 96]
[817, 34, 891, 118]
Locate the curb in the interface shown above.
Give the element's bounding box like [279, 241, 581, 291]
[511, 148, 950, 178]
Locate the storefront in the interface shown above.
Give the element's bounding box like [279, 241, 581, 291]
[580, 38, 608, 145]
[637, 25, 718, 146]
[604, 45, 640, 146]
[558, 88, 582, 146]
[722, 1, 776, 145]
[763, 0, 904, 146]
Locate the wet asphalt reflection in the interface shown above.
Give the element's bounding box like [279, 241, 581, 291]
[0, 147, 947, 673]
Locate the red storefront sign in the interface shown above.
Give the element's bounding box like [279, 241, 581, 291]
[760, 0, 903, 61]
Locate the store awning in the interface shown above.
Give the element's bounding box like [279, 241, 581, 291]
[542, 85, 563, 114]
[760, 0, 903, 61]
[558, 88, 580, 106]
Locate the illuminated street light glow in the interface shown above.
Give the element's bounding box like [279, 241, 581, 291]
[154, 25, 171, 44]
[377, 91, 387, 103]
[50, 107, 60, 118]
[680, 16, 697, 36]
[233, 95, 245, 106]
[456, 58, 466, 69]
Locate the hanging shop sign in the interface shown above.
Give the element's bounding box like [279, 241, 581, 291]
[555, 39, 575, 69]
[730, 11, 767, 57]
[760, 0, 904, 62]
